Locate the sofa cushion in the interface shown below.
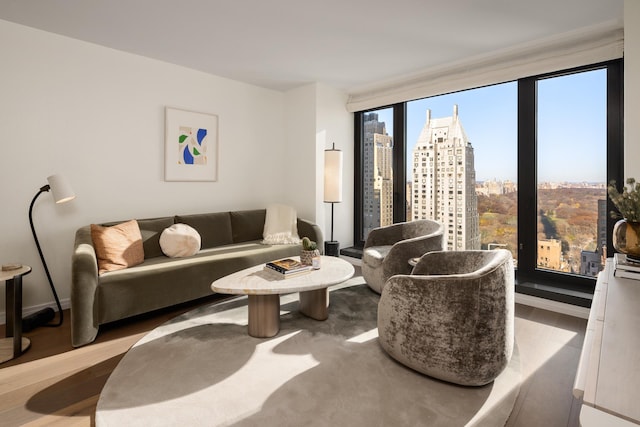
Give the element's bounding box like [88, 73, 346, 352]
[90, 219, 144, 274]
[138, 217, 175, 259]
[230, 209, 266, 243]
[175, 212, 233, 249]
[160, 224, 201, 257]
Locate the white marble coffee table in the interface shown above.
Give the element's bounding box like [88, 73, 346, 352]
[211, 256, 354, 338]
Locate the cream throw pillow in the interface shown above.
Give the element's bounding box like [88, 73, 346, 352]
[160, 223, 201, 257]
[262, 204, 301, 245]
[91, 219, 144, 274]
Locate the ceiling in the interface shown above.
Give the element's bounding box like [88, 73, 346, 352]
[0, 0, 624, 93]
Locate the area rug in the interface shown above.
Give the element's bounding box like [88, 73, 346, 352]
[96, 278, 521, 426]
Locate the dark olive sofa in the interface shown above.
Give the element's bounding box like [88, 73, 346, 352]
[71, 209, 323, 347]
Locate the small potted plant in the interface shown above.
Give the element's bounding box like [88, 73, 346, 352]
[300, 237, 321, 267]
[608, 178, 640, 260]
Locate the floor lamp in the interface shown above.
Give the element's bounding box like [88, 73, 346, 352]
[324, 143, 343, 257]
[24, 174, 76, 331]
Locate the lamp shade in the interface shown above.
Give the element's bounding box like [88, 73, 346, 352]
[47, 174, 76, 204]
[324, 145, 343, 203]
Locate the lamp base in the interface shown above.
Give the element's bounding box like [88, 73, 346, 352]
[22, 307, 55, 332]
[324, 241, 340, 257]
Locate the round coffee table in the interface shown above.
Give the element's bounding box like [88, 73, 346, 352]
[211, 256, 354, 338]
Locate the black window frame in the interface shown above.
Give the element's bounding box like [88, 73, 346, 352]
[352, 59, 623, 300]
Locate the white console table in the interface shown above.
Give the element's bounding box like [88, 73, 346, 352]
[573, 258, 640, 426]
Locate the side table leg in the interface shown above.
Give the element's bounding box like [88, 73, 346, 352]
[1, 272, 30, 364]
[247, 294, 280, 338]
[12, 276, 24, 358]
[6, 276, 22, 357]
[299, 288, 329, 320]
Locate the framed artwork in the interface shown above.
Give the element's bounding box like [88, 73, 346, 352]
[165, 107, 218, 181]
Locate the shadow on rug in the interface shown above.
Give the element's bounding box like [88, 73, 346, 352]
[96, 277, 521, 427]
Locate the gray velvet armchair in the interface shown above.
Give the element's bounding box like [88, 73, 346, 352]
[377, 249, 515, 386]
[362, 219, 444, 294]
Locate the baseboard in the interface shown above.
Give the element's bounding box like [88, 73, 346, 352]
[0, 298, 70, 325]
[340, 255, 362, 267]
[515, 293, 590, 319]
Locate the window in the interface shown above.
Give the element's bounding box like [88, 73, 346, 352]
[535, 69, 607, 277]
[354, 60, 623, 298]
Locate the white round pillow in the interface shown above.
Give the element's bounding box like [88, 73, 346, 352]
[159, 223, 201, 258]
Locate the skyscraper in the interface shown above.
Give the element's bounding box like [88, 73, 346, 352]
[362, 113, 393, 238]
[411, 105, 480, 250]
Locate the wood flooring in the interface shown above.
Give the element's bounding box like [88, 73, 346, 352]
[0, 292, 586, 426]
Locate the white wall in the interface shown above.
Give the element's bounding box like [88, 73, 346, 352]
[283, 83, 354, 250]
[625, 0, 640, 179]
[283, 85, 318, 221]
[315, 83, 354, 249]
[0, 19, 299, 316]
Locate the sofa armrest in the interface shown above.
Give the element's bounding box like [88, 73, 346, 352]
[297, 218, 324, 254]
[71, 226, 100, 347]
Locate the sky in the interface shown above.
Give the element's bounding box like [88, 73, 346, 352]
[372, 68, 607, 183]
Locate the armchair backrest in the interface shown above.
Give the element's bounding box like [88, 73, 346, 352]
[365, 219, 443, 249]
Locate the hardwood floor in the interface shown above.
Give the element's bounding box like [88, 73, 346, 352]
[0, 294, 586, 426]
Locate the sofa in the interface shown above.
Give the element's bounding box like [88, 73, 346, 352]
[71, 208, 323, 347]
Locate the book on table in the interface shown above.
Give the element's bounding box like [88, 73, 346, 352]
[613, 253, 640, 281]
[265, 258, 313, 275]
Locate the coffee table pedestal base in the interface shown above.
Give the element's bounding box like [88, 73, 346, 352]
[247, 289, 330, 338]
[299, 288, 329, 320]
[248, 294, 280, 338]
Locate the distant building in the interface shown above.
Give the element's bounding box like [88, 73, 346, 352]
[580, 250, 601, 276]
[362, 113, 393, 238]
[503, 180, 517, 194]
[538, 239, 562, 270]
[412, 105, 480, 250]
[597, 198, 607, 258]
[476, 179, 518, 196]
[374, 132, 394, 228]
[580, 199, 607, 275]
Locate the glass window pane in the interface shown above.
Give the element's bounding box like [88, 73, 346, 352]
[406, 83, 518, 259]
[361, 109, 394, 241]
[536, 69, 607, 277]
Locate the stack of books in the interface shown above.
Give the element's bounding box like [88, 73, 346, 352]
[613, 253, 640, 281]
[265, 258, 312, 278]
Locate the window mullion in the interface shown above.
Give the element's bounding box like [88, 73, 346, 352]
[517, 77, 537, 275]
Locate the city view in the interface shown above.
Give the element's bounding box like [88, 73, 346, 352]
[362, 69, 607, 277]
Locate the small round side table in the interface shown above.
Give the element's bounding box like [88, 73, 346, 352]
[0, 265, 31, 364]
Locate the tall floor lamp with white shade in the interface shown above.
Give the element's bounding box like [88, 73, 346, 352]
[24, 174, 76, 331]
[324, 143, 343, 257]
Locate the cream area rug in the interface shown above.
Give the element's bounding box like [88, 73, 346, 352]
[96, 277, 521, 426]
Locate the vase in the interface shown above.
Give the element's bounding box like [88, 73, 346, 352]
[612, 219, 640, 261]
[300, 249, 320, 266]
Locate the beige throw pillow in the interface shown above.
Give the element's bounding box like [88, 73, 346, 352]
[91, 219, 144, 274]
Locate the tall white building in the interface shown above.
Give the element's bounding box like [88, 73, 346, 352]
[412, 105, 480, 250]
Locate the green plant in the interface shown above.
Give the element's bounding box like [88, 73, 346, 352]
[608, 178, 640, 222]
[301, 236, 317, 251]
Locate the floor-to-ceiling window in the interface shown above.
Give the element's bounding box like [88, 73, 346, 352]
[353, 60, 623, 299]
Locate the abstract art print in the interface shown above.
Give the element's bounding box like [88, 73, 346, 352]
[165, 107, 218, 181]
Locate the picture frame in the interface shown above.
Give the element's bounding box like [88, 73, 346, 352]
[165, 107, 218, 181]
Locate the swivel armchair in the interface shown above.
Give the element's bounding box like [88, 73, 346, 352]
[377, 249, 515, 386]
[362, 219, 444, 294]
